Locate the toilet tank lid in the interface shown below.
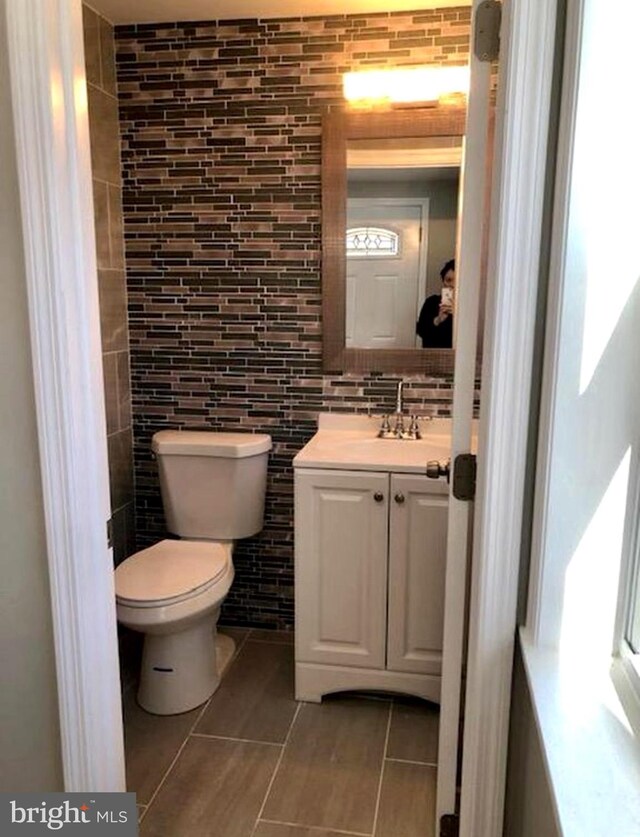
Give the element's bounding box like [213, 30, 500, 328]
[152, 430, 272, 458]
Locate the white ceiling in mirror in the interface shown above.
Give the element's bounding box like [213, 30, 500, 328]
[348, 166, 460, 182]
[89, 0, 470, 25]
[347, 137, 462, 169]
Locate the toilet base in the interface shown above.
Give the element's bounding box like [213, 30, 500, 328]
[137, 624, 236, 715]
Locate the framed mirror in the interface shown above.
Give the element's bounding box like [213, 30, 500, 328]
[322, 106, 466, 373]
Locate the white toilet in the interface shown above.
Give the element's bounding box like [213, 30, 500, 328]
[114, 430, 271, 715]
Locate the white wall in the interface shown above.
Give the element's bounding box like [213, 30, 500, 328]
[530, 0, 640, 663]
[506, 0, 640, 832]
[503, 648, 561, 837]
[0, 0, 63, 792]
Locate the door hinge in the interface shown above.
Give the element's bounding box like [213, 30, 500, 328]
[107, 517, 114, 549]
[452, 453, 477, 501]
[440, 813, 460, 837]
[474, 0, 501, 62]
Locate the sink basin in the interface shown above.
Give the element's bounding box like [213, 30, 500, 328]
[311, 433, 451, 458]
[293, 414, 452, 474]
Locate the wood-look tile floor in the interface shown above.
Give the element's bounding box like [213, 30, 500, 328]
[121, 629, 439, 837]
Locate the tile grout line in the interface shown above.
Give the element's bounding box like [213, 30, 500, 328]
[190, 732, 283, 748]
[385, 756, 438, 768]
[250, 701, 302, 837]
[137, 631, 248, 824]
[370, 699, 393, 837]
[257, 817, 371, 837]
[229, 628, 295, 647]
[137, 694, 213, 824]
[87, 79, 119, 104]
[231, 629, 250, 656]
[137, 695, 216, 821]
[244, 638, 295, 646]
[91, 175, 121, 189]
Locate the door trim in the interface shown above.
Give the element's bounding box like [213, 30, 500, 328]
[437, 0, 494, 821]
[459, 0, 559, 834]
[5, 0, 125, 791]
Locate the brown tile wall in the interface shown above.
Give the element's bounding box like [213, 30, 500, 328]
[84, 5, 135, 566]
[115, 8, 472, 628]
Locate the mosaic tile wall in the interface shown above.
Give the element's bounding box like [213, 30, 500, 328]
[115, 8, 472, 628]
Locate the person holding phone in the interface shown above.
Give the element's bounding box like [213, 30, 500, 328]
[416, 259, 455, 348]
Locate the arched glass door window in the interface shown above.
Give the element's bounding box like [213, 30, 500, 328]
[346, 226, 400, 257]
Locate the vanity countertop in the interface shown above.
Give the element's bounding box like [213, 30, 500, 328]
[293, 413, 453, 475]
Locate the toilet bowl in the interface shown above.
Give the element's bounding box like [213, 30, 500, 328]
[114, 430, 271, 715]
[116, 540, 234, 715]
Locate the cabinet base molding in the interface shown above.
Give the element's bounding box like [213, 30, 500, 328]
[295, 661, 441, 704]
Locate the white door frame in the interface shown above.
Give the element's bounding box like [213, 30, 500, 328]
[4, 0, 559, 820]
[4, 0, 125, 791]
[436, 0, 493, 821]
[459, 0, 559, 834]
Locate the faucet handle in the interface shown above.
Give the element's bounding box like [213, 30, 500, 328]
[393, 412, 406, 435]
[377, 414, 394, 438]
[408, 415, 422, 439]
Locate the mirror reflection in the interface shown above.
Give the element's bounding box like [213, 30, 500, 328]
[346, 135, 462, 350]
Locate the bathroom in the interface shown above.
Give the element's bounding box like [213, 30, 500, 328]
[85, 0, 479, 833]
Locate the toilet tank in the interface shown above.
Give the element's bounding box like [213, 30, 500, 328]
[151, 430, 272, 540]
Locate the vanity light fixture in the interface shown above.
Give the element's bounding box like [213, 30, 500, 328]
[343, 65, 469, 107]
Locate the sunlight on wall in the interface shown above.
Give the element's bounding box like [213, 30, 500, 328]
[559, 448, 631, 689]
[577, 2, 640, 394]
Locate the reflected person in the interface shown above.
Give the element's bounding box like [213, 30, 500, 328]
[416, 259, 455, 348]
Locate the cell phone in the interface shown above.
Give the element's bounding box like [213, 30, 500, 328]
[441, 287, 454, 307]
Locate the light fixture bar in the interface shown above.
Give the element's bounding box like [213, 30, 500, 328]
[343, 65, 470, 105]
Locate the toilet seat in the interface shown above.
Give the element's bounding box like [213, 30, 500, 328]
[115, 539, 231, 608]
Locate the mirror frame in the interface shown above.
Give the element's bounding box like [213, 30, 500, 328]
[322, 105, 467, 374]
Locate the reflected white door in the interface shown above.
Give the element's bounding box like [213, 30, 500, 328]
[346, 199, 428, 348]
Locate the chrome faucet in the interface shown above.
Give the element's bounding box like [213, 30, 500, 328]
[376, 379, 425, 440]
[395, 379, 404, 416]
[393, 380, 405, 437]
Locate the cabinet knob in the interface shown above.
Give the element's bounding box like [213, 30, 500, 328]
[394, 493, 405, 504]
[374, 492, 384, 503]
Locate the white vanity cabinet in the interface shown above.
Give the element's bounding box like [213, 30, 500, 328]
[387, 473, 448, 676]
[294, 466, 448, 703]
[294, 469, 389, 671]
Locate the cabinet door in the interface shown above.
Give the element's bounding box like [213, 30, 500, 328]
[387, 474, 448, 675]
[295, 469, 388, 669]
